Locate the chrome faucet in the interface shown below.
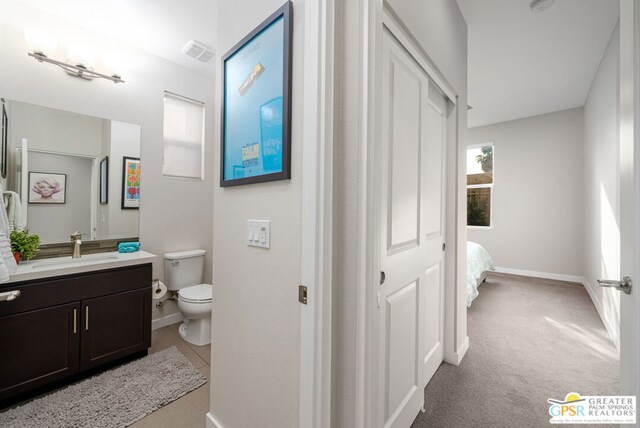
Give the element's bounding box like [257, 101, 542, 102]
[70, 231, 84, 258]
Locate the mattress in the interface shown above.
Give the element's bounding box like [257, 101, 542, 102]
[467, 241, 495, 307]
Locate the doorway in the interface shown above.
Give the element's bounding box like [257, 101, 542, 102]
[372, 17, 459, 428]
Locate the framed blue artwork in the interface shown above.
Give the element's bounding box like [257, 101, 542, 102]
[220, 1, 292, 187]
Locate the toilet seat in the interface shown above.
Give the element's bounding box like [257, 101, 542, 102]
[178, 283, 212, 303]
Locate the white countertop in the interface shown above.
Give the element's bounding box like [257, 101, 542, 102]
[4, 251, 157, 284]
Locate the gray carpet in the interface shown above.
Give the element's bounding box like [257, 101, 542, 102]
[0, 346, 207, 428]
[412, 273, 619, 428]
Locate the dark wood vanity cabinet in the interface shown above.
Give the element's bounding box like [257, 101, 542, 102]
[0, 263, 152, 403]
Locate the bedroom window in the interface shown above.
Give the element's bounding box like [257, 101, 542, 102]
[467, 143, 493, 227]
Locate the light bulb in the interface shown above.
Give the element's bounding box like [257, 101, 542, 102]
[24, 28, 58, 56]
[102, 51, 126, 78]
[68, 42, 96, 68]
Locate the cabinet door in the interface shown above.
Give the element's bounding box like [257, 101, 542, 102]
[0, 302, 80, 400]
[80, 288, 151, 370]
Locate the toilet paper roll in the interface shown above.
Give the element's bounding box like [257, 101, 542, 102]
[152, 281, 168, 300]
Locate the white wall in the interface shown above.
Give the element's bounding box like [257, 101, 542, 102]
[332, 1, 468, 426]
[583, 24, 620, 348]
[210, 1, 303, 427]
[467, 108, 584, 277]
[8, 100, 103, 157]
[97, 120, 111, 239]
[107, 121, 140, 239]
[27, 151, 93, 243]
[0, 2, 214, 323]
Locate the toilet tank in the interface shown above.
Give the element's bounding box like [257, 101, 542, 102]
[164, 249, 206, 291]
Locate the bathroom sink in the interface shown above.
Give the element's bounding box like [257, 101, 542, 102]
[29, 254, 121, 270]
[7, 250, 156, 284]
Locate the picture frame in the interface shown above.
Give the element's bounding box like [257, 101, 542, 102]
[220, 1, 293, 187]
[99, 156, 109, 205]
[28, 171, 67, 204]
[121, 156, 140, 210]
[1, 101, 8, 179]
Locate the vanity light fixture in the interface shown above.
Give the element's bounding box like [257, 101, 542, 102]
[28, 50, 125, 84]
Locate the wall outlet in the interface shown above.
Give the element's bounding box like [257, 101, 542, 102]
[247, 220, 270, 249]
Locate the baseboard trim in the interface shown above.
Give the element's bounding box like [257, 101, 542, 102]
[445, 336, 469, 366]
[581, 277, 620, 350]
[206, 412, 224, 428]
[493, 267, 583, 284]
[151, 312, 184, 330]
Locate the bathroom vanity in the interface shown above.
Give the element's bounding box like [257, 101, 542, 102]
[0, 251, 156, 403]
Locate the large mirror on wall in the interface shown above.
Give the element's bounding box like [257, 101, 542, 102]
[0, 98, 140, 245]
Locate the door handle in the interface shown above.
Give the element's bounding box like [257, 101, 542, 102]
[73, 309, 77, 334]
[0, 290, 20, 302]
[85, 306, 89, 330]
[597, 276, 632, 295]
[380, 271, 386, 285]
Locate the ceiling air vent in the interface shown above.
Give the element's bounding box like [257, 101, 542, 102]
[529, 0, 555, 13]
[182, 40, 216, 63]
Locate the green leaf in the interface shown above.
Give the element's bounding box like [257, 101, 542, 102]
[10, 230, 41, 260]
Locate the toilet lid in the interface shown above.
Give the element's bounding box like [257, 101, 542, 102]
[178, 284, 212, 303]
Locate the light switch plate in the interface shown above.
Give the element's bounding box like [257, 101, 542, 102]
[247, 220, 270, 249]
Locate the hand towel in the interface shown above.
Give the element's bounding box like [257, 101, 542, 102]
[3, 191, 26, 231]
[0, 184, 17, 282]
[118, 242, 140, 253]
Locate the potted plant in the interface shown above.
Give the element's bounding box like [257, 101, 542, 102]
[475, 146, 493, 173]
[10, 230, 40, 264]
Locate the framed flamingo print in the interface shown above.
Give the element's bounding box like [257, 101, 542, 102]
[121, 156, 140, 209]
[28, 172, 66, 204]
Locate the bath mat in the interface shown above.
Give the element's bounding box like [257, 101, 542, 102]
[0, 346, 207, 428]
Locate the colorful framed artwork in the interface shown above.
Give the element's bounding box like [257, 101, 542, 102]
[28, 171, 66, 204]
[99, 156, 108, 205]
[121, 156, 140, 209]
[220, 1, 293, 187]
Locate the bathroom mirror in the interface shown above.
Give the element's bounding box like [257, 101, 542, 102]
[1, 99, 140, 245]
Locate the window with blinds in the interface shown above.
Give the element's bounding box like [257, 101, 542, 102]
[162, 92, 205, 179]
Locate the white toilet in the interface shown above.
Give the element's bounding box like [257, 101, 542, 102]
[164, 249, 212, 346]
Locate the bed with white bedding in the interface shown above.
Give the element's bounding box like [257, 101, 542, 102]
[467, 241, 495, 307]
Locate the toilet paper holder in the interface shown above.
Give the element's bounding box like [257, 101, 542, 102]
[152, 279, 177, 309]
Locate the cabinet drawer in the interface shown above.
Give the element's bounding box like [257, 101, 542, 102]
[75, 264, 152, 297]
[0, 264, 152, 317]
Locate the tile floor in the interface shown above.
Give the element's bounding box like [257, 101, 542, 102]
[129, 323, 211, 428]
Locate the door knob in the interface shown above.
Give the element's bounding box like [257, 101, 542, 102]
[597, 276, 632, 295]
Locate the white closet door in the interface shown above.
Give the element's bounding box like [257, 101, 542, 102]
[376, 29, 447, 428]
[422, 82, 447, 386]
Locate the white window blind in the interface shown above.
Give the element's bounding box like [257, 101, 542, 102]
[163, 92, 205, 179]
